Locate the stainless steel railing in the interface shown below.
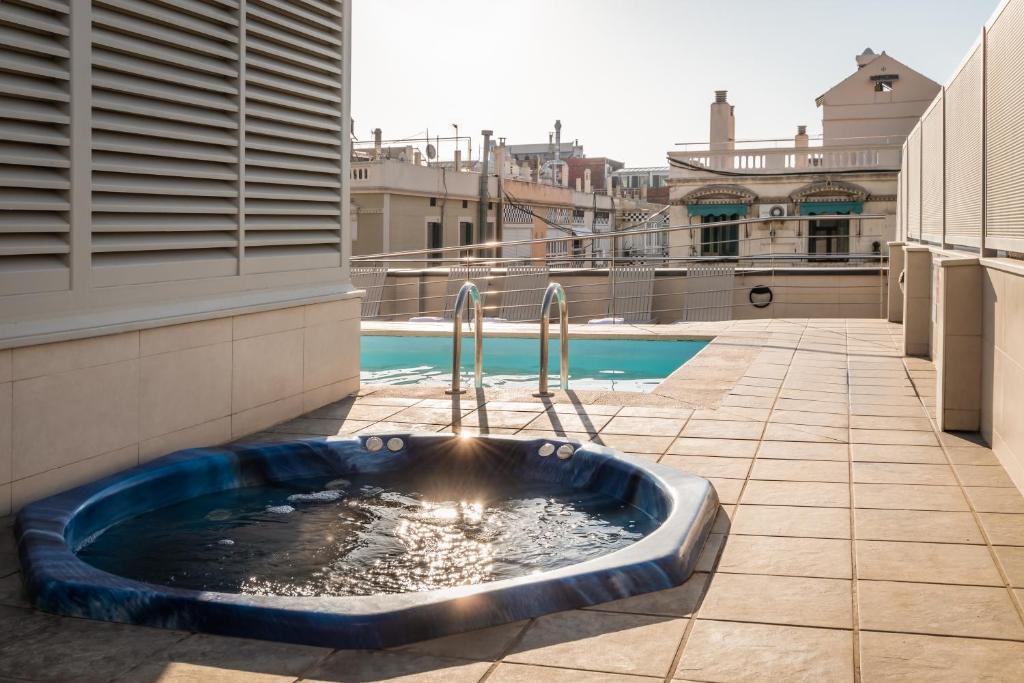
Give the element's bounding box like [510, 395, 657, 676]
[534, 282, 568, 397]
[446, 282, 483, 395]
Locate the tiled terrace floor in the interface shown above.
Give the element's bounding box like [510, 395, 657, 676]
[3, 319, 1024, 681]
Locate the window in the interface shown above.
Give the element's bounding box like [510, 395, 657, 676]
[700, 214, 740, 257]
[462, 200, 468, 209]
[430, 197, 437, 207]
[874, 80, 894, 92]
[460, 221, 474, 246]
[427, 222, 443, 260]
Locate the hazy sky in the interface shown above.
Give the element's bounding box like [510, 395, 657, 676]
[352, 0, 997, 167]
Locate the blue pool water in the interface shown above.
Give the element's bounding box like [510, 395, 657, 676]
[360, 335, 708, 392]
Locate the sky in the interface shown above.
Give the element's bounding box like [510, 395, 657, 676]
[352, 0, 998, 167]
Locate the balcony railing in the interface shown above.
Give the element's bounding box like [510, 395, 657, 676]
[669, 139, 904, 176]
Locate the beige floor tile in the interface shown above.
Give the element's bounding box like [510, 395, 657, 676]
[850, 444, 947, 464]
[706, 477, 744, 505]
[125, 633, 330, 683]
[307, 402, 404, 421]
[483, 401, 547, 413]
[358, 422, 447, 434]
[742, 480, 850, 508]
[695, 533, 725, 572]
[459, 411, 540, 429]
[586, 573, 709, 618]
[751, 458, 849, 483]
[547, 403, 624, 417]
[717, 535, 852, 579]
[954, 464, 1017, 488]
[855, 509, 984, 544]
[774, 398, 848, 414]
[505, 610, 687, 678]
[590, 433, 674, 455]
[979, 513, 1024, 546]
[486, 663, 660, 683]
[616, 405, 691, 419]
[721, 394, 774, 409]
[305, 651, 492, 683]
[700, 573, 853, 628]
[602, 416, 686, 437]
[965, 487, 1024, 514]
[770, 410, 849, 428]
[946, 446, 1001, 465]
[691, 406, 771, 422]
[676, 620, 853, 683]
[756, 441, 849, 461]
[763, 423, 848, 443]
[354, 396, 421, 407]
[395, 621, 528, 661]
[848, 403, 928, 417]
[852, 462, 956, 486]
[856, 540, 1003, 586]
[859, 631, 1024, 682]
[995, 545, 1024, 588]
[680, 420, 764, 440]
[388, 406, 475, 425]
[667, 437, 759, 458]
[854, 483, 969, 511]
[857, 580, 1024, 640]
[524, 412, 613, 434]
[269, 417, 372, 436]
[517, 430, 596, 442]
[850, 429, 939, 446]
[659, 455, 751, 479]
[732, 504, 851, 539]
[848, 415, 933, 431]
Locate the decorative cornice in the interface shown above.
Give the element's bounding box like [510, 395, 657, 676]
[679, 183, 758, 204]
[789, 178, 868, 202]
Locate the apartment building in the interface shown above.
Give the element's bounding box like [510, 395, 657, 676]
[667, 50, 941, 263]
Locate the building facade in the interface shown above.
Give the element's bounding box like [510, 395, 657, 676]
[0, 0, 358, 512]
[667, 51, 941, 263]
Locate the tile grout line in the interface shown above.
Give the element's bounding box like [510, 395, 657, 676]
[901, 355, 1024, 632]
[846, 320, 863, 683]
[660, 320, 808, 683]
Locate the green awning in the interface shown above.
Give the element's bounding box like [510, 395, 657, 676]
[799, 200, 864, 216]
[688, 203, 748, 218]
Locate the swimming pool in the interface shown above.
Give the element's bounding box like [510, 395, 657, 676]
[360, 334, 709, 392]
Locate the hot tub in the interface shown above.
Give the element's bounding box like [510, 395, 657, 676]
[15, 434, 717, 649]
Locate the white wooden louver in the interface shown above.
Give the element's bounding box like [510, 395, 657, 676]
[944, 44, 983, 248]
[920, 96, 944, 244]
[243, 0, 344, 274]
[0, 0, 72, 295]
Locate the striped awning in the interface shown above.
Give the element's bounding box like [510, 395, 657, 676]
[688, 203, 748, 218]
[799, 201, 864, 215]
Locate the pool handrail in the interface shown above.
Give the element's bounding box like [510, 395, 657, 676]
[534, 282, 569, 397]
[446, 281, 483, 394]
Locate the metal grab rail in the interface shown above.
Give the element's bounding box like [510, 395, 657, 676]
[534, 282, 568, 397]
[446, 282, 483, 395]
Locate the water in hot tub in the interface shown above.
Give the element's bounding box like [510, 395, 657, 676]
[77, 469, 658, 597]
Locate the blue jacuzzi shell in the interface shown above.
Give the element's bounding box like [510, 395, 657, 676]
[15, 434, 718, 649]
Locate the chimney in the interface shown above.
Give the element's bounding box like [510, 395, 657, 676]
[373, 128, 382, 160]
[453, 149, 462, 171]
[414, 149, 422, 165]
[575, 177, 582, 191]
[794, 125, 809, 148]
[710, 91, 735, 151]
[584, 168, 592, 194]
[856, 47, 879, 69]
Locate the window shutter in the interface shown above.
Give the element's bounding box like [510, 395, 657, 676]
[0, 0, 72, 295]
[90, 0, 241, 287]
[985, 0, 1024, 251]
[906, 126, 922, 240]
[242, 0, 343, 274]
[944, 44, 983, 249]
[920, 96, 944, 244]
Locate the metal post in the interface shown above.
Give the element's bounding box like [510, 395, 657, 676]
[447, 282, 483, 395]
[478, 129, 492, 247]
[534, 282, 569, 397]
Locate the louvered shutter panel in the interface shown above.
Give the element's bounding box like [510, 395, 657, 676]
[906, 126, 922, 241]
[899, 144, 908, 242]
[0, 0, 72, 295]
[243, 0, 343, 273]
[944, 44, 983, 248]
[89, 0, 241, 287]
[985, 0, 1024, 251]
[920, 96, 944, 244]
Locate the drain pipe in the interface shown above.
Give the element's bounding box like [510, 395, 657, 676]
[534, 282, 569, 397]
[477, 129, 492, 246]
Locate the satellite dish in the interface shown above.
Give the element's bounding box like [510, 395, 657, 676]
[425, 143, 436, 160]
